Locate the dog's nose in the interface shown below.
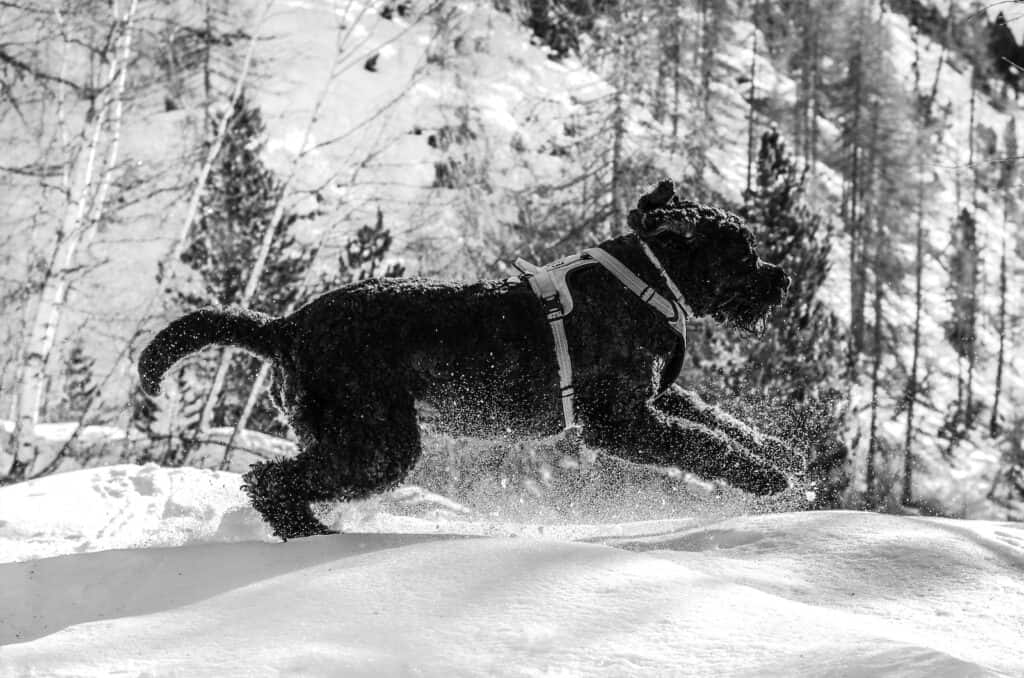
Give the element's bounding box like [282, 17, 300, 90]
[779, 268, 791, 292]
[757, 260, 790, 299]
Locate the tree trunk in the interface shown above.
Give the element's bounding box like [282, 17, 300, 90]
[847, 46, 865, 367]
[991, 234, 1008, 437]
[9, 0, 139, 479]
[866, 254, 884, 505]
[903, 169, 925, 506]
[806, 7, 820, 194]
[672, 13, 681, 142]
[220, 361, 271, 470]
[745, 11, 757, 200]
[610, 29, 626, 228]
[964, 82, 978, 425]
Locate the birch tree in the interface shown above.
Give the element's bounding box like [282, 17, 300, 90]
[8, 0, 139, 480]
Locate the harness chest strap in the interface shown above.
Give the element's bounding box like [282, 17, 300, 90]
[513, 247, 690, 434]
[513, 254, 591, 430]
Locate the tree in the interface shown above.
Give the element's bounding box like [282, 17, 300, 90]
[58, 340, 98, 422]
[987, 415, 1024, 521]
[687, 128, 849, 505]
[943, 207, 980, 443]
[7, 0, 140, 480]
[168, 92, 319, 440]
[825, 4, 917, 503]
[902, 28, 946, 506]
[990, 116, 1016, 438]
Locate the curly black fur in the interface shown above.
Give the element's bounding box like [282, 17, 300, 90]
[140, 180, 793, 539]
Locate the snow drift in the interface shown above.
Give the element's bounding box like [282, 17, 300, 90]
[1, 464, 1022, 676]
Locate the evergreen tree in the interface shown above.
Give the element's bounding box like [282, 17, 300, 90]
[169, 91, 319, 438]
[58, 340, 97, 421]
[340, 208, 406, 281]
[129, 382, 160, 437]
[738, 128, 843, 400]
[687, 128, 849, 506]
[987, 415, 1024, 521]
[902, 28, 946, 506]
[943, 207, 980, 445]
[828, 3, 915, 376]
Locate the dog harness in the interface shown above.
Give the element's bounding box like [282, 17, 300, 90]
[512, 244, 694, 439]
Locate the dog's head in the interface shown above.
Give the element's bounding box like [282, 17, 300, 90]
[627, 180, 790, 331]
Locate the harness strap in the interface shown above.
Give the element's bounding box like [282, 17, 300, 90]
[637, 240, 694, 319]
[583, 247, 689, 338]
[514, 257, 584, 430]
[513, 245, 691, 438]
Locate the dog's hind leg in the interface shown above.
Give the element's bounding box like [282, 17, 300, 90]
[242, 382, 423, 540]
[578, 379, 790, 495]
[242, 453, 340, 540]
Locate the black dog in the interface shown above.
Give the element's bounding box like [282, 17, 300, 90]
[140, 181, 794, 539]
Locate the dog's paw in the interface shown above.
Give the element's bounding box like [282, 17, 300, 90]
[721, 447, 791, 496]
[758, 435, 807, 477]
[273, 518, 338, 542]
[744, 463, 791, 496]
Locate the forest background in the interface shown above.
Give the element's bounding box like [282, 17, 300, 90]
[2, 0, 1023, 521]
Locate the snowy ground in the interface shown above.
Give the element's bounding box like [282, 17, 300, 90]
[1, 465, 1022, 677]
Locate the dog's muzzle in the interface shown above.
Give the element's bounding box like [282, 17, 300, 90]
[763, 263, 791, 305]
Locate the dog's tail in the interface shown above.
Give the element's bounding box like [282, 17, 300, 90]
[139, 307, 281, 396]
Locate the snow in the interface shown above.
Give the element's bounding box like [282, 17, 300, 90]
[2, 464, 1022, 676]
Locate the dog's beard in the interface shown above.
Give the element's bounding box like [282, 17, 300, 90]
[710, 272, 788, 334]
[712, 291, 778, 335]
[724, 312, 771, 335]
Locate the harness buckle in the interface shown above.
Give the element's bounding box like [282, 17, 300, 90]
[666, 303, 688, 336]
[540, 293, 563, 320]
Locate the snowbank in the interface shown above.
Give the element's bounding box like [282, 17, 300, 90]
[1, 465, 1022, 676]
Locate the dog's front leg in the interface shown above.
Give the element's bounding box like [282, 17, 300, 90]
[580, 385, 790, 495]
[651, 385, 806, 475]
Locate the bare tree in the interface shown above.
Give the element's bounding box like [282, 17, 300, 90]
[990, 116, 1016, 438]
[8, 0, 139, 480]
[902, 29, 945, 506]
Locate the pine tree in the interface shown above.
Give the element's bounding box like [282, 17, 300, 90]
[169, 91, 319, 439]
[738, 128, 843, 398]
[987, 415, 1024, 521]
[687, 128, 849, 505]
[58, 340, 98, 421]
[943, 207, 980, 446]
[341, 208, 406, 281]
[830, 3, 914, 376]
[902, 27, 946, 507]
[129, 382, 160, 437]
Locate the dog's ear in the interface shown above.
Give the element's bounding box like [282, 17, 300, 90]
[628, 180, 674, 236]
[637, 180, 676, 212]
[628, 179, 694, 239]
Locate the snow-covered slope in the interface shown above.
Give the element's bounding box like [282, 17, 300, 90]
[1, 465, 1021, 676]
